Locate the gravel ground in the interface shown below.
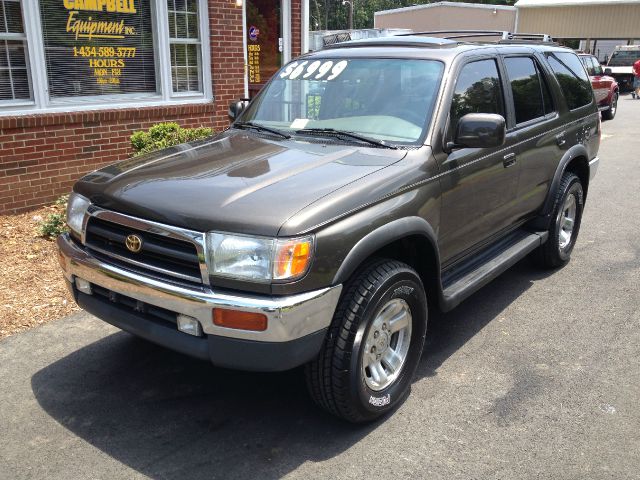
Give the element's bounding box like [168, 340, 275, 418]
[0, 204, 78, 339]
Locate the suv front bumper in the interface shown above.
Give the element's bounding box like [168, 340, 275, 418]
[57, 234, 342, 371]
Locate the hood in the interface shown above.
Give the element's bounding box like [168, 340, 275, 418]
[75, 130, 407, 236]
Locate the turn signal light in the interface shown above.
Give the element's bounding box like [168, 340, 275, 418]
[213, 309, 268, 331]
[273, 238, 313, 280]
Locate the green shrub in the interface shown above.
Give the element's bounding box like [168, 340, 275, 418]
[39, 213, 67, 239]
[38, 195, 69, 239]
[130, 122, 214, 157]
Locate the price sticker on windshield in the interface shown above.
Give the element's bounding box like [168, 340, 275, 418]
[280, 60, 348, 81]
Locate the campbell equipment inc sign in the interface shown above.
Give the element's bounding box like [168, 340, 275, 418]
[40, 0, 156, 98]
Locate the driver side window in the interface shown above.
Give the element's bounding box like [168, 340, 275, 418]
[449, 59, 505, 138]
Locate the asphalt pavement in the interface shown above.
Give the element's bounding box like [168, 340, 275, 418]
[1, 96, 639, 480]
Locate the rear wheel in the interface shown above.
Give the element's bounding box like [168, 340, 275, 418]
[536, 172, 584, 268]
[602, 92, 618, 120]
[305, 259, 427, 423]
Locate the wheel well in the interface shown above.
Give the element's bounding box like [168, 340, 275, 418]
[565, 156, 590, 200]
[369, 235, 441, 311]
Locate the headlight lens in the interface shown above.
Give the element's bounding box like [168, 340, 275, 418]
[206, 232, 314, 282]
[66, 192, 91, 236]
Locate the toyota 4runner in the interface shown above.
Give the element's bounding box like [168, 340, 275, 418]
[58, 32, 601, 422]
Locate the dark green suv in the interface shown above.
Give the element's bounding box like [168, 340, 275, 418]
[58, 33, 600, 422]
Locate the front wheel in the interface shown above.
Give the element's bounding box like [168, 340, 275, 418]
[305, 259, 427, 423]
[536, 172, 584, 269]
[602, 92, 618, 120]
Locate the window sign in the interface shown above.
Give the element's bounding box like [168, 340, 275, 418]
[39, 0, 157, 98]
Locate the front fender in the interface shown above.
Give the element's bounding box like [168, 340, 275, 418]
[332, 216, 440, 285]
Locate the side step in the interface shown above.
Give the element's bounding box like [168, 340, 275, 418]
[441, 230, 548, 311]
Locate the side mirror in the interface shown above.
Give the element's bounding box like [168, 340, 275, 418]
[604, 68, 613, 76]
[447, 113, 506, 151]
[228, 99, 250, 120]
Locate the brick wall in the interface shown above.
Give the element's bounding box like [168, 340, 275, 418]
[0, 105, 216, 213]
[1, 0, 304, 214]
[291, 0, 302, 57]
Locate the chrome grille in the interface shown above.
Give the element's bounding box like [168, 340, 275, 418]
[83, 211, 206, 286]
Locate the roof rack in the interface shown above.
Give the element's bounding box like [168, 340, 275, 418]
[322, 36, 457, 50]
[396, 30, 555, 44]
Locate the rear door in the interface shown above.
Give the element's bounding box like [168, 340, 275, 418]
[502, 54, 565, 219]
[437, 56, 521, 265]
[584, 56, 609, 106]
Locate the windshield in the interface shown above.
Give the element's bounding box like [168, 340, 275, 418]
[608, 50, 640, 67]
[239, 58, 444, 145]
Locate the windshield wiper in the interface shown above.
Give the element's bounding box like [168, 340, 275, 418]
[295, 128, 397, 149]
[233, 122, 291, 139]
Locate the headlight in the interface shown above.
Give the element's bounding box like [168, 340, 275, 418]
[66, 192, 91, 236]
[206, 232, 314, 282]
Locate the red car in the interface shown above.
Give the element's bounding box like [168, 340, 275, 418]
[579, 53, 619, 120]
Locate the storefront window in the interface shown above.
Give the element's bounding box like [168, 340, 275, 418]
[1, 0, 210, 112]
[0, 0, 31, 101]
[39, 0, 158, 98]
[168, 0, 202, 93]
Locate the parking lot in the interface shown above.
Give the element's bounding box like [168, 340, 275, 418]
[1, 95, 639, 480]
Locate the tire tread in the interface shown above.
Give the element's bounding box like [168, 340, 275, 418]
[305, 258, 408, 422]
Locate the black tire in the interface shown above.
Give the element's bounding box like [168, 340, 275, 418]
[536, 172, 584, 269]
[305, 259, 427, 423]
[602, 92, 618, 120]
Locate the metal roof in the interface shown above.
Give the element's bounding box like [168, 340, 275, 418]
[376, 1, 515, 16]
[516, 0, 640, 7]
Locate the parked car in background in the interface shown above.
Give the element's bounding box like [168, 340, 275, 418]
[605, 45, 640, 92]
[579, 53, 619, 120]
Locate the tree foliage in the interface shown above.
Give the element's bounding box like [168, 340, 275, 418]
[311, 0, 514, 31]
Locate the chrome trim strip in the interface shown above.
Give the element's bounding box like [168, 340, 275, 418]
[83, 206, 211, 286]
[58, 234, 342, 342]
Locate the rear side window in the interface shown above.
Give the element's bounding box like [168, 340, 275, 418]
[546, 52, 593, 110]
[581, 56, 596, 76]
[450, 59, 504, 135]
[592, 58, 604, 76]
[504, 57, 554, 125]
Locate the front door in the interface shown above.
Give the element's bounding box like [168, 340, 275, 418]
[246, 0, 284, 98]
[438, 57, 521, 265]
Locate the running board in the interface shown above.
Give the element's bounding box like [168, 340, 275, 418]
[441, 230, 548, 311]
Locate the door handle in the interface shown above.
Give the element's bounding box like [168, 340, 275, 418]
[556, 132, 567, 147]
[503, 153, 517, 168]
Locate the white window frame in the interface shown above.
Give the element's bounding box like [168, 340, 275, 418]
[0, 0, 34, 107]
[1, 0, 211, 116]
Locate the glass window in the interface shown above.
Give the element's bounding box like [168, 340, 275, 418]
[580, 56, 595, 76]
[504, 57, 551, 124]
[39, 0, 157, 98]
[607, 50, 640, 67]
[592, 57, 604, 76]
[546, 52, 593, 110]
[168, 0, 202, 93]
[0, 0, 31, 102]
[242, 58, 444, 144]
[449, 59, 504, 135]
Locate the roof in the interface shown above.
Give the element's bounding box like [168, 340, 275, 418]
[375, 1, 515, 16]
[516, 0, 640, 7]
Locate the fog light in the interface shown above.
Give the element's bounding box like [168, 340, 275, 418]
[177, 314, 203, 337]
[75, 277, 92, 295]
